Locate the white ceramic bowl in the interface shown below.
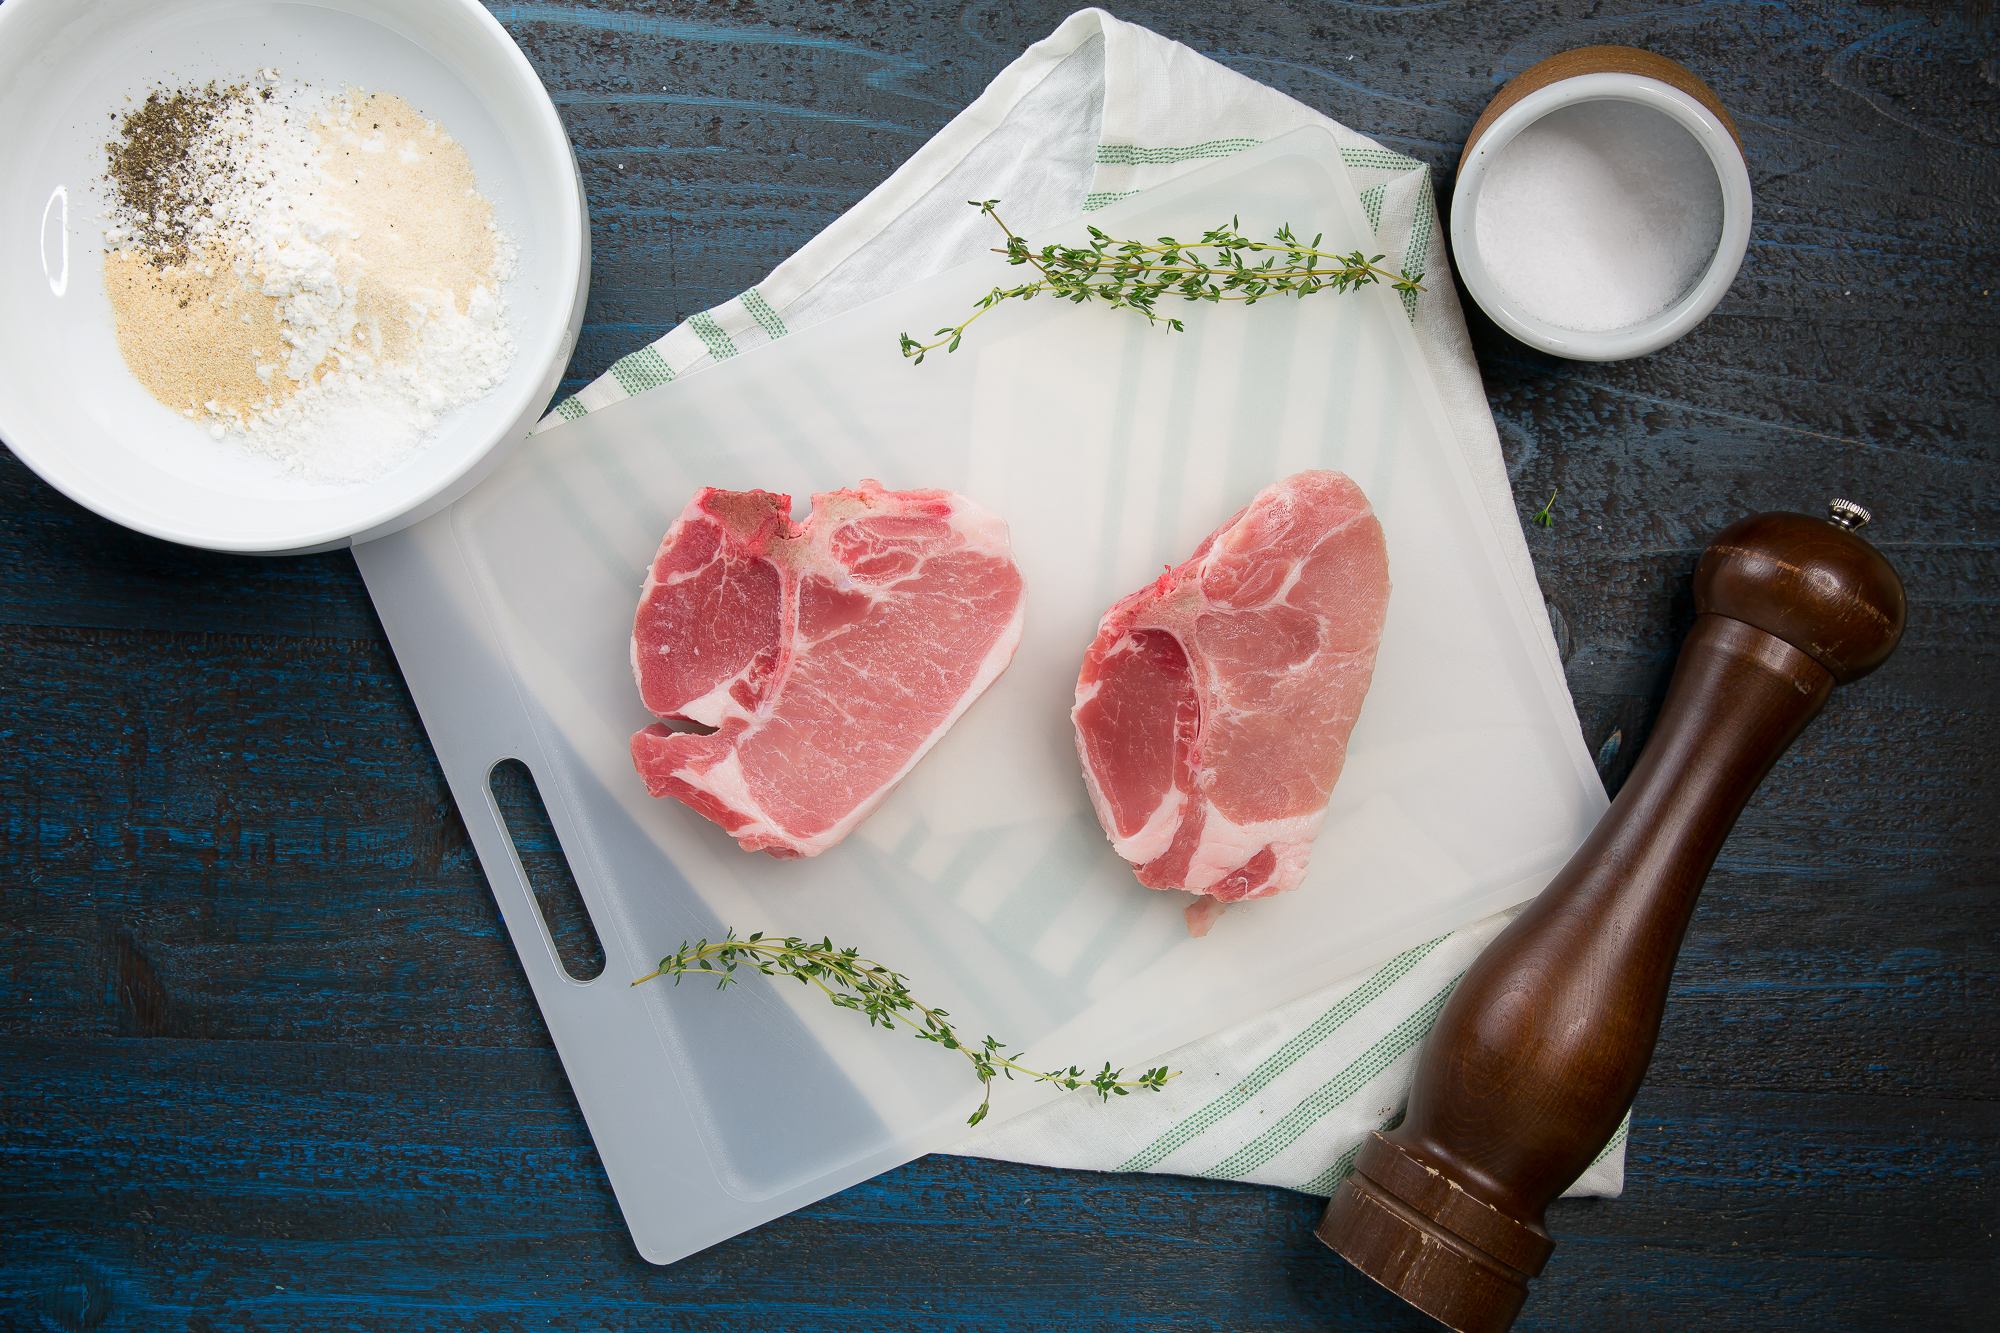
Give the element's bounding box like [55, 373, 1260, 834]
[0, 0, 588, 553]
[1450, 70, 1752, 362]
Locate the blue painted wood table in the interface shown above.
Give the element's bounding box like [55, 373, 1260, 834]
[3, 2, 1995, 1329]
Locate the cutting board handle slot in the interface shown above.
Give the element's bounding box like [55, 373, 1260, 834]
[488, 758, 605, 983]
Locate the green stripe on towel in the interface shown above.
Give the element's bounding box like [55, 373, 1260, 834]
[1096, 138, 1262, 166]
[1401, 170, 1435, 322]
[1197, 977, 1459, 1180]
[688, 310, 740, 361]
[1591, 1113, 1631, 1170]
[1119, 936, 1445, 1172]
[1338, 146, 1423, 174]
[1302, 1109, 1405, 1196]
[609, 345, 675, 396]
[740, 287, 789, 341]
[1082, 189, 1140, 212]
[1358, 182, 1386, 234]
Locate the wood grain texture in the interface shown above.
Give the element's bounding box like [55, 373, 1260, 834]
[2, 0, 1995, 1329]
[1322, 517, 1908, 1331]
[1459, 45, 1745, 162]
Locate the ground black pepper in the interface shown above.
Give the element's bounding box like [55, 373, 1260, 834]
[103, 82, 243, 268]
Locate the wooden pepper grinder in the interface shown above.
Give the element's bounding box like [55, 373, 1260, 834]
[1315, 502, 1906, 1333]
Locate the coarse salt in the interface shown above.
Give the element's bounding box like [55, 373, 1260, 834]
[1474, 100, 1724, 334]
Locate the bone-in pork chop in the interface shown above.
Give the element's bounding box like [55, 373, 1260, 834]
[1072, 470, 1389, 934]
[631, 480, 1025, 858]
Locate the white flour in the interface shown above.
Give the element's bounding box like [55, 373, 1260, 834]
[104, 71, 517, 484]
[1474, 100, 1724, 334]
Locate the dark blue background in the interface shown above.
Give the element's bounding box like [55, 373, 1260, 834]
[3, 2, 1995, 1329]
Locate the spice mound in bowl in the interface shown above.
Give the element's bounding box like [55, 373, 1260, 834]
[105, 74, 519, 486]
[0, 0, 588, 554]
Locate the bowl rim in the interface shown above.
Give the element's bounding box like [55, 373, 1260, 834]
[1448, 71, 1754, 362]
[0, 0, 588, 554]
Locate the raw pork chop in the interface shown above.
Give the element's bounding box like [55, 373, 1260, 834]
[631, 480, 1025, 858]
[1072, 470, 1389, 934]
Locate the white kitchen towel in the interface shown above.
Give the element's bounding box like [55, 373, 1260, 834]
[539, 8, 1625, 1200]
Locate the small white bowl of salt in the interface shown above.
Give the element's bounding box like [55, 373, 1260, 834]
[1450, 47, 1752, 362]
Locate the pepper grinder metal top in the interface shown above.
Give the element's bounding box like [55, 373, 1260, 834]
[1696, 506, 1904, 683]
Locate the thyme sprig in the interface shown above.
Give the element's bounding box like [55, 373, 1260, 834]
[1531, 489, 1559, 528]
[634, 930, 1176, 1126]
[899, 199, 1425, 363]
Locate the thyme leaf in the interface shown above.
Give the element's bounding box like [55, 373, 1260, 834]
[899, 199, 1424, 364]
[633, 930, 1177, 1126]
[1531, 489, 1559, 528]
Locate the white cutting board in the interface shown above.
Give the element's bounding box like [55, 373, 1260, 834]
[354, 129, 1605, 1265]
